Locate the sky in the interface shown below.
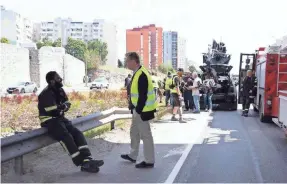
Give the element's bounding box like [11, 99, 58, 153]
[1, 0, 287, 74]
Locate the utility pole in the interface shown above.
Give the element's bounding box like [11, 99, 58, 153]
[85, 59, 88, 87]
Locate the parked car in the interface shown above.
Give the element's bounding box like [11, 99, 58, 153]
[90, 77, 109, 90]
[6, 81, 38, 94]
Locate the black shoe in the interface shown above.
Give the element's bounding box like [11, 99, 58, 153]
[84, 157, 104, 167]
[243, 113, 248, 117]
[121, 154, 136, 163]
[135, 161, 154, 168]
[81, 161, 100, 173]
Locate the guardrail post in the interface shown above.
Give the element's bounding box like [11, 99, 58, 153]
[111, 120, 115, 130]
[14, 156, 24, 175]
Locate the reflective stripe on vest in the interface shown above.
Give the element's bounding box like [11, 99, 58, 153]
[165, 77, 172, 90]
[130, 67, 157, 112]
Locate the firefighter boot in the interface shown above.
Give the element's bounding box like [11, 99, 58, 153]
[171, 115, 178, 121]
[244, 111, 249, 117]
[80, 159, 104, 173]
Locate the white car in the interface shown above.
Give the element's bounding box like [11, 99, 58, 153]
[6, 81, 38, 94]
[90, 77, 109, 89]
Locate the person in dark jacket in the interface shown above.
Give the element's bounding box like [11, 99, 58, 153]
[38, 71, 104, 173]
[183, 77, 194, 111]
[202, 74, 215, 112]
[124, 74, 132, 88]
[121, 52, 156, 169]
[241, 70, 254, 117]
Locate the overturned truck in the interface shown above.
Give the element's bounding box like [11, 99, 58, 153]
[199, 40, 238, 110]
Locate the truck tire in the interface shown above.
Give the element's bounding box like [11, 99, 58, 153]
[259, 99, 272, 123]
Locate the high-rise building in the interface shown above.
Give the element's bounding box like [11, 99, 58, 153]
[163, 31, 178, 69]
[126, 24, 163, 70]
[178, 37, 187, 70]
[37, 18, 118, 66]
[1, 6, 33, 46]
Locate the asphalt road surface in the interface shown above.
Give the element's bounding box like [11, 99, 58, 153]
[2, 109, 287, 183]
[58, 109, 287, 183]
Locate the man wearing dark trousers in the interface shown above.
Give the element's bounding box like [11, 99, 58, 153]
[183, 77, 194, 111]
[38, 71, 104, 173]
[241, 70, 254, 117]
[163, 72, 173, 106]
[121, 52, 156, 169]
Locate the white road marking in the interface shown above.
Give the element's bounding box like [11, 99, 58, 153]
[164, 116, 209, 183]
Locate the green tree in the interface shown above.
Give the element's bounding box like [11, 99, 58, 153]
[52, 38, 62, 47]
[65, 37, 87, 61]
[1, 37, 9, 44]
[158, 64, 175, 74]
[84, 50, 100, 69]
[36, 37, 53, 49]
[87, 40, 108, 65]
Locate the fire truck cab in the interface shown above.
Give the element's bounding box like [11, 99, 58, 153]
[239, 45, 287, 125]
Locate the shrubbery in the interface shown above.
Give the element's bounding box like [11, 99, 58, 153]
[1, 90, 128, 131]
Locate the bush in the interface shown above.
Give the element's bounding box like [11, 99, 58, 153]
[1, 90, 128, 131]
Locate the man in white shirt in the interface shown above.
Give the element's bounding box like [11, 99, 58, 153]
[189, 72, 202, 113]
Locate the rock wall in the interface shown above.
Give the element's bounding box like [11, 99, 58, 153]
[0, 43, 30, 89]
[29, 48, 40, 87]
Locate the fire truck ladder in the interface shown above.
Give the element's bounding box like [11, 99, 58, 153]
[277, 47, 287, 95]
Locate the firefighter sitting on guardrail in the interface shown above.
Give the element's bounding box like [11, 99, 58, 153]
[38, 71, 104, 173]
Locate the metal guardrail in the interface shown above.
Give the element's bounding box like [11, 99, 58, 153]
[1, 107, 131, 174]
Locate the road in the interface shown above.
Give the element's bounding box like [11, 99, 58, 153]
[2, 108, 287, 183]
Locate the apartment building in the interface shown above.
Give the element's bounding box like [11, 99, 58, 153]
[126, 24, 163, 70]
[1, 6, 33, 46]
[37, 18, 118, 66]
[163, 31, 179, 69]
[177, 37, 187, 70]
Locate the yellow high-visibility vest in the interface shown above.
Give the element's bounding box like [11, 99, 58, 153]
[170, 75, 179, 94]
[130, 67, 157, 112]
[164, 77, 172, 90]
[152, 76, 159, 88]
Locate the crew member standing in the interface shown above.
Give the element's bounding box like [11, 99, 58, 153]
[170, 68, 184, 122]
[125, 74, 132, 88]
[163, 71, 173, 106]
[121, 52, 156, 168]
[241, 70, 254, 117]
[38, 71, 104, 173]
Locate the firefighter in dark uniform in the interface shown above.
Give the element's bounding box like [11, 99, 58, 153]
[38, 71, 104, 173]
[240, 70, 254, 117]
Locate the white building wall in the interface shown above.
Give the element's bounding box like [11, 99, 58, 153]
[1, 6, 33, 46]
[38, 47, 65, 88]
[0, 43, 30, 88]
[177, 37, 187, 70]
[64, 54, 85, 85]
[102, 21, 118, 67]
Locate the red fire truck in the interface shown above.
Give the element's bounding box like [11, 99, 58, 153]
[238, 44, 287, 135]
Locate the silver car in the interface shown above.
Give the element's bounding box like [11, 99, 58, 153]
[90, 77, 109, 89]
[6, 81, 38, 94]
